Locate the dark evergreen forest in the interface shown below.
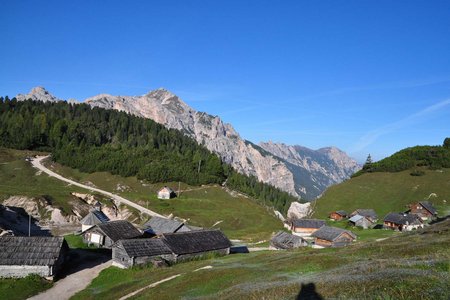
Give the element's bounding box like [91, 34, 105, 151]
[0, 97, 297, 213]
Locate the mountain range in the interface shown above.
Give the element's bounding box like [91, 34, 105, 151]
[15, 87, 360, 199]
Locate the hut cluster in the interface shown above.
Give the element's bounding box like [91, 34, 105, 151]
[271, 200, 438, 250]
[328, 201, 437, 232]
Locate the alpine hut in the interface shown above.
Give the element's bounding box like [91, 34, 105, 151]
[348, 214, 374, 229]
[270, 231, 308, 250]
[80, 210, 110, 232]
[312, 226, 356, 248]
[143, 216, 191, 236]
[329, 210, 348, 221]
[383, 213, 424, 231]
[409, 201, 437, 220]
[157, 186, 177, 199]
[0, 236, 68, 279]
[161, 229, 232, 262]
[290, 219, 326, 236]
[83, 220, 142, 248]
[112, 238, 174, 268]
[349, 209, 378, 222]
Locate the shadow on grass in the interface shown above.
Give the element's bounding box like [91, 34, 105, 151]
[296, 283, 323, 300]
[55, 248, 111, 281]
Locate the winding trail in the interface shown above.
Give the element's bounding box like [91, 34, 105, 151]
[31, 155, 166, 218]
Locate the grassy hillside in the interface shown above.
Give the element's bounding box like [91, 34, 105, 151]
[0, 148, 282, 242]
[0, 148, 87, 213]
[45, 160, 282, 241]
[313, 167, 450, 219]
[72, 219, 450, 300]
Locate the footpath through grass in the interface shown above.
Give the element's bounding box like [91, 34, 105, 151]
[0, 148, 86, 214]
[46, 160, 282, 242]
[72, 219, 450, 300]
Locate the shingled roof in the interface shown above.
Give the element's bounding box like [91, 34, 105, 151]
[334, 210, 348, 217]
[384, 213, 422, 225]
[116, 238, 172, 257]
[92, 220, 142, 242]
[419, 201, 437, 215]
[312, 226, 356, 242]
[352, 209, 378, 220]
[270, 231, 306, 249]
[291, 219, 326, 229]
[80, 210, 110, 226]
[143, 216, 186, 235]
[0, 236, 67, 266]
[161, 229, 232, 255]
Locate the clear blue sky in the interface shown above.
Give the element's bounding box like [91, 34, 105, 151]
[1, 1, 449, 162]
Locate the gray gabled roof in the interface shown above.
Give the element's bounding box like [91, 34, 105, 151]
[80, 210, 110, 225]
[419, 201, 437, 215]
[161, 229, 232, 255]
[0, 236, 67, 266]
[352, 209, 378, 220]
[89, 220, 142, 242]
[270, 231, 305, 249]
[334, 210, 348, 216]
[348, 215, 364, 223]
[291, 219, 326, 229]
[384, 213, 422, 225]
[312, 226, 356, 242]
[143, 216, 186, 235]
[116, 238, 172, 258]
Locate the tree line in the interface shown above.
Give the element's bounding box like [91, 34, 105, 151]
[0, 97, 299, 213]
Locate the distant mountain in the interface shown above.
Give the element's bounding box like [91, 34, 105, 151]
[15, 87, 360, 199]
[259, 142, 361, 198]
[15, 87, 61, 103]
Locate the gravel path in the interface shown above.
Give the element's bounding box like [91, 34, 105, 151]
[29, 253, 111, 300]
[31, 155, 166, 218]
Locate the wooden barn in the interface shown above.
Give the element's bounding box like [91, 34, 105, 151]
[161, 229, 232, 262]
[348, 214, 374, 229]
[157, 186, 177, 199]
[80, 210, 110, 232]
[383, 213, 424, 231]
[409, 201, 437, 220]
[143, 216, 191, 236]
[290, 219, 326, 235]
[312, 226, 356, 248]
[269, 231, 308, 250]
[112, 238, 174, 269]
[83, 220, 142, 248]
[349, 209, 378, 222]
[329, 210, 348, 221]
[0, 236, 68, 279]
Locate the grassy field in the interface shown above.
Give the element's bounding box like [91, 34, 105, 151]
[313, 167, 450, 220]
[0, 275, 53, 300]
[72, 218, 450, 300]
[0, 148, 88, 214]
[45, 160, 282, 242]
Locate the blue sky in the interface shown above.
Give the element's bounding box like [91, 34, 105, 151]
[1, 1, 449, 162]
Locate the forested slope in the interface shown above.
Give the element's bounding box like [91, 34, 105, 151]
[0, 97, 298, 213]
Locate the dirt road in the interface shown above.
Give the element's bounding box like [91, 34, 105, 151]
[29, 250, 111, 300]
[31, 155, 166, 218]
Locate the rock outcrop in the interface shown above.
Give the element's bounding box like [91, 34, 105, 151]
[15, 86, 62, 103]
[287, 201, 312, 219]
[16, 87, 361, 199]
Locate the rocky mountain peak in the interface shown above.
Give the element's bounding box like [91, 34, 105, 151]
[16, 86, 62, 103]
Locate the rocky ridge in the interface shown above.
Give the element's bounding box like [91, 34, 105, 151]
[16, 87, 360, 199]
